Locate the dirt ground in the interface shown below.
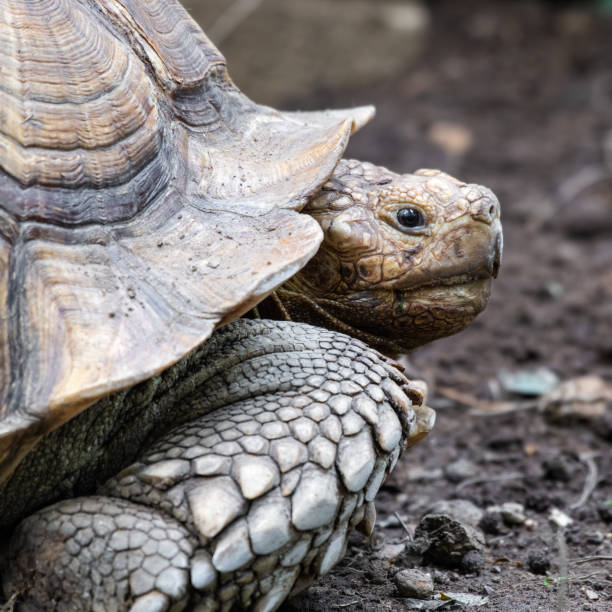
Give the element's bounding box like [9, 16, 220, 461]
[253, 1, 612, 610]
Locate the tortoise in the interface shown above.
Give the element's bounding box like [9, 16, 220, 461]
[0, 0, 502, 610]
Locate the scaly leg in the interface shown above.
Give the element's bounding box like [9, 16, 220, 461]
[4, 320, 433, 611]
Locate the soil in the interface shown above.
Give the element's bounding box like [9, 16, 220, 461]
[269, 1, 612, 610]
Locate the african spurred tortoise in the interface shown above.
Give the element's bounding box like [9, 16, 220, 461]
[0, 1, 501, 609]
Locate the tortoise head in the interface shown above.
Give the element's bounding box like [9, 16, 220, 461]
[271, 159, 502, 353]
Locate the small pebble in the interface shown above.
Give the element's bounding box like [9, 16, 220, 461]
[527, 549, 550, 575]
[543, 453, 576, 482]
[498, 367, 559, 396]
[585, 530, 604, 545]
[461, 550, 485, 574]
[499, 502, 526, 525]
[597, 503, 612, 524]
[548, 507, 573, 529]
[482, 502, 526, 530]
[394, 568, 434, 599]
[445, 458, 478, 483]
[479, 511, 506, 535]
[376, 542, 406, 561]
[424, 499, 484, 528]
[416, 511, 485, 568]
[515, 534, 529, 549]
[432, 570, 448, 585]
[366, 560, 388, 585]
[525, 492, 551, 513]
[593, 580, 608, 590]
[583, 586, 599, 601]
[524, 518, 537, 530]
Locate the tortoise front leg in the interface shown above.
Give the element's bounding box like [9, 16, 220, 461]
[5, 496, 196, 611]
[5, 320, 433, 611]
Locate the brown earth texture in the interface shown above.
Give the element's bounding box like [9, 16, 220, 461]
[186, 0, 612, 610]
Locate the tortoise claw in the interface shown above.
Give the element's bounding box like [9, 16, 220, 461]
[406, 404, 436, 449]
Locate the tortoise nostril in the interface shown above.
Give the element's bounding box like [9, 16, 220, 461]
[470, 195, 500, 225]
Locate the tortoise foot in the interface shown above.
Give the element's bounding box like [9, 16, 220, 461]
[5, 323, 433, 610]
[4, 496, 196, 611]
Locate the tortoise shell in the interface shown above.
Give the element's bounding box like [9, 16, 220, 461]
[0, 0, 373, 483]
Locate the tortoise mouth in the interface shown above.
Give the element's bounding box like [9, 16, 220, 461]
[361, 277, 493, 350]
[397, 274, 492, 305]
[308, 276, 492, 353]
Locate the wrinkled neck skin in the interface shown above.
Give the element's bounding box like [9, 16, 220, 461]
[260, 159, 503, 355]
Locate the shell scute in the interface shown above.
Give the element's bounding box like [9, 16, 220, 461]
[0, 0, 164, 219]
[101, 0, 225, 92]
[98, 0, 226, 125]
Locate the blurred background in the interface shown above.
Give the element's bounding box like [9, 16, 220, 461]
[183, 1, 611, 609]
[183, 0, 612, 393]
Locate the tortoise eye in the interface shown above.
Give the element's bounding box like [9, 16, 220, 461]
[397, 207, 425, 229]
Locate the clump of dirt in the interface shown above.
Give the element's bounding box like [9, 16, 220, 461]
[280, 0, 612, 610]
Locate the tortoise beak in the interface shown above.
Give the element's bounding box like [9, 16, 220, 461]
[490, 227, 503, 279]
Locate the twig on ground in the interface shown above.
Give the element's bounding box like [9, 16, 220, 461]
[339, 566, 367, 576]
[0, 592, 17, 612]
[563, 570, 608, 583]
[394, 511, 412, 538]
[555, 529, 569, 612]
[208, 0, 264, 45]
[436, 386, 538, 415]
[455, 472, 523, 491]
[570, 555, 612, 565]
[494, 570, 609, 596]
[570, 452, 599, 510]
[343, 550, 366, 567]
